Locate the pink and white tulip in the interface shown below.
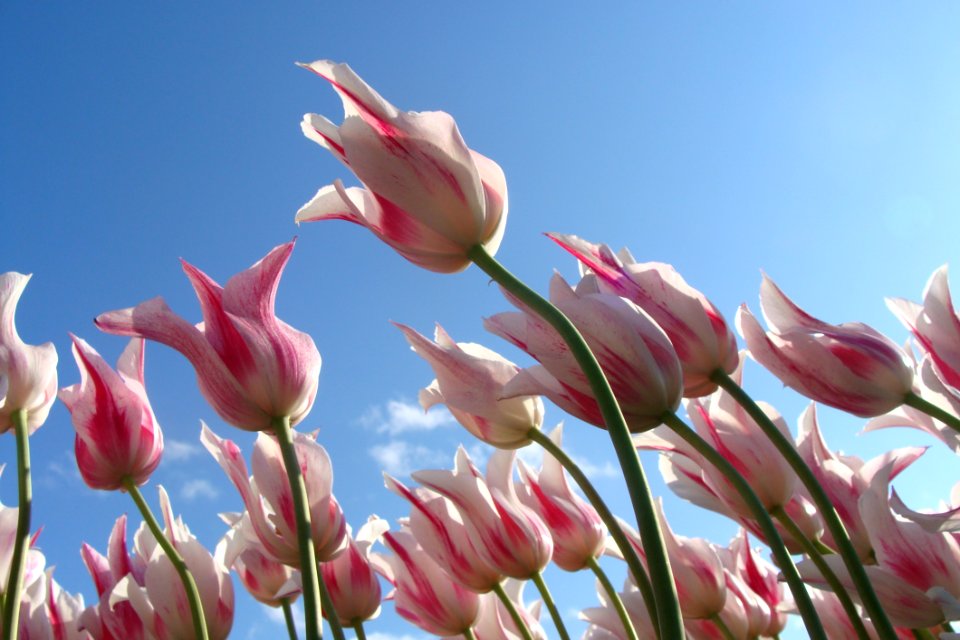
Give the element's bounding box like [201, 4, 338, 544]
[548, 234, 738, 397]
[580, 578, 658, 640]
[395, 322, 544, 449]
[723, 530, 789, 637]
[95, 241, 321, 431]
[219, 514, 296, 607]
[413, 448, 553, 581]
[516, 425, 606, 572]
[373, 527, 480, 637]
[888, 265, 960, 390]
[321, 516, 388, 625]
[469, 580, 546, 640]
[486, 272, 682, 432]
[797, 403, 925, 559]
[202, 423, 347, 566]
[17, 569, 89, 640]
[108, 487, 234, 640]
[738, 275, 914, 417]
[0, 272, 57, 433]
[385, 474, 502, 592]
[296, 60, 508, 274]
[59, 336, 163, 491]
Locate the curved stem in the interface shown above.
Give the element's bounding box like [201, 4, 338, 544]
[711, 614, 737, 640]
[317, 569, 346, 640]
[904, 391, 960, 435]
[712, 369, 899, 640]
[491, 582, 535, 640]
[463, 628, 478, 640]
[587, 556, 640, 640]
[282, 598, 300, 640]
[770, 507, 870, 640]
[530, 572, 571, 640]
[1, 409, 31, 640]
[944, 622, 956, 633]
[124, 479, 209, 640]
[469, 244, 681, 640]
[911, 629, 937, 640]
[351, 620, 366, 640]
[272, 416, 323, 640]
[660, 412, 828, 640]
[526, 428, 658, 632]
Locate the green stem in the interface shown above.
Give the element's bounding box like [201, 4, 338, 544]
[2, 409, 31, 640]
[770, 507, 871, 640]
[587, 556, 640, 640]
[944, 622, 956, 633]
[711, 614, 737, 640]
[317, 569, 346, 640]
[463, 628, 478, 640]
[530, 572, 571, 640]
[660, 412, 828, 640]
[711, 370, 898, 640]
[124, 479, 208, 640]
[911, 629, 937, 640]
[904, 391, 960, 435]
[351, 620, 366, 640]
[282, 598, 300, 640]
[272, 416, 323, 640]
[526, 428, 658, 633]
[469, 244, 682, 640]
[491, 582, 535, 640]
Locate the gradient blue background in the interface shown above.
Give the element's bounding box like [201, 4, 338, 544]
[3, 3, 960, 638]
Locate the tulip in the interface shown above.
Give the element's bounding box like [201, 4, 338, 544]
[385, 474, 502, 592]
[202, 423, 347, 566]
[58, 336, 163, 491]
[580, 579, 658, 640]
[547, 234, 738, 397]
[486, 272, 682, 432]
[320, 516, 388, 625]
[515, 425, 606, 572]
[17, 569, 88, 640]
[395, 322, 544, 449]
[797, 403, 926, 559]
[738, 275, 914, 417]
[219, 514, 296, 607]
[79, 515, 148, 640]
[723, 530, 789, 637]
[372, 527, 480, 637]
[683, 360, 798, 514]
[888, 265, 960, 389]
[108, 487, 234, 640]
[95, 241, 321, 431]
[806, 589, 916, 640]
[0, 273, 57, 433]
[296, 60, 508, 274]
[469, 580, 547, 640]
[798, 461, 960, 628]
[413, 447, 553, 581]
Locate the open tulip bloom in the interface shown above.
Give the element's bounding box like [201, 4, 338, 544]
[10, 55, 960, 640]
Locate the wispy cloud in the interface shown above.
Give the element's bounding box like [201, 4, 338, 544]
[369, 441, 450, 477]
[180, 479, 219, 501]
[265, 602, 305, 636]
[165, 439, 202, 462]
[39, 451, 82, 488]
[571, 455, 619, 479]
[360, 399, 453, 436]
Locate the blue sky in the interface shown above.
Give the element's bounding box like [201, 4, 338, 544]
[3, 3, 960, 638]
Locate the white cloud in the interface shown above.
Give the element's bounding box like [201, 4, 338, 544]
[369, 441, 449, 477]
[360, 399, 454, 436]
[165, 439, 202, 462]
[180, 479, 219, 501]
[40, 451, 82, 488]
[570, 455, 619, 479]
[265, 602, 305, 636]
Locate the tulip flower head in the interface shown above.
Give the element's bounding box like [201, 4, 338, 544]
[219, 514, 296, 608]
[296, 60, 508, 273]
[321, 516, 388, 625]
[59, 336, 164, 491]
[486, 272, 683, 433]
[738, 275, 914, 417]
[0, 272, 58, 434]
[95, 241, 321, 431]
[395, 322, 544, 449]
[548, 233, 739, 397]
[888, 265, 960, 390]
